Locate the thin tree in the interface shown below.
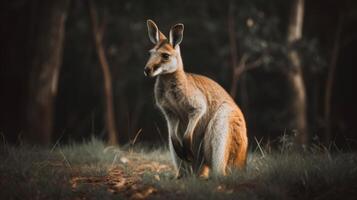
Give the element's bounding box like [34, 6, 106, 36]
[324, 15, 344, 145]
[27, 0, 70, 145]
[88, 0, 118, 145]
[228, 3, 263, 100]
[286, 0, 308, 146]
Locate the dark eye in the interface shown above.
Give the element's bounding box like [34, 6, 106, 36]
[161, 53, 170, 60]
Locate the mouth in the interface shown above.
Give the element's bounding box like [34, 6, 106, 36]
[143, 67, 152, 77]
[144, 67, 162, 78]
[143, 70, 155, 78]
[151, 68, 163, 77]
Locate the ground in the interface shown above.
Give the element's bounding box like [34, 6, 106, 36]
[1, 137, 357, 200]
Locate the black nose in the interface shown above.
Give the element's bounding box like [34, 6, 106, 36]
[144, 67, 151, 76]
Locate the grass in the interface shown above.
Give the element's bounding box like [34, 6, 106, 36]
[0, 137, 357, 199]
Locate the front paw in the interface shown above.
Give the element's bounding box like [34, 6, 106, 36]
[171, 137, 186, 161]
[174, 172, 183, 179]
[182, 136, 194, 162]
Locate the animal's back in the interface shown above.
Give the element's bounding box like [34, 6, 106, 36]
[188, 73, 248, 170]
[187, 73, 240, 112]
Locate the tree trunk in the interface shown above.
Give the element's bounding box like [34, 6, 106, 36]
[26, 0, 70, 145]
[88, 0, 118, 145]
[228, 4, 239, 99]
[286, 0, 308, 147]
[324, 15, 343, 145]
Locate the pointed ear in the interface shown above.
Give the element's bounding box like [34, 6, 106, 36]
[147, 19, 159, 44]
[147, 19, 167, 44]
[169, 23, 184, 48]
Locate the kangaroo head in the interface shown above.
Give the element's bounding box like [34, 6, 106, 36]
[144, 19, 184, 77]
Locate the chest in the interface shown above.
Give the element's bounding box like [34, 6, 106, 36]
[154, 77, 184, 108]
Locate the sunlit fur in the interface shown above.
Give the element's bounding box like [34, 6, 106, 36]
[145, 20, 248, 178]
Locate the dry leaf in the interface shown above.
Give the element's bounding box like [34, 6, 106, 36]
[154, 174, 160, 181]
[131, 186, 157, 199]
[120, 157, 129, 164]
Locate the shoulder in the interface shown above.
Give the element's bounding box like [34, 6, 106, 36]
[187, 73, 224, 90]
[186, 72, 235, 104]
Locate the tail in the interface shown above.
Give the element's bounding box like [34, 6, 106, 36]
[228, 110, 248, 169]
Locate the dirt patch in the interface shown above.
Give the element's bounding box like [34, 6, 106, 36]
[71, 156, 174, 199]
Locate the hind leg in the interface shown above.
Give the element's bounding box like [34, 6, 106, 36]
[229, 109, 248, 170]
[210, 125, 230, 176]
[205, 104, 232, 176]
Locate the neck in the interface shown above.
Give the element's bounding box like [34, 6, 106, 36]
[159, 67, 186, 83]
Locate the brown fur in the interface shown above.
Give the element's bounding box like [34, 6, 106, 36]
[145, 20, 248, 177]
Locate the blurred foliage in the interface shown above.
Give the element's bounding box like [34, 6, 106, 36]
[55, 0, 326, 145]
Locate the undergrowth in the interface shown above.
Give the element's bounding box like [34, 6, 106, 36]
[0, 136, 356, 199]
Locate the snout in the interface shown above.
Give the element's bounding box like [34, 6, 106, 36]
[144, 66, 152, 77]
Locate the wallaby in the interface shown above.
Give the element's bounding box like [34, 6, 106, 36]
[144, 19, 248, 178]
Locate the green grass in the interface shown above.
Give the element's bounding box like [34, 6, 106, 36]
[1, 137, 357, 199]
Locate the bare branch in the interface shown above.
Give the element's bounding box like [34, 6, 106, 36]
[228, 3, 238, 72]
[228, 3, 238, 98]
[233, 53, 249, 78]
[245, 56, 265, 71]
[234, 53, 265, 78]
[227, 2, 263, 99]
